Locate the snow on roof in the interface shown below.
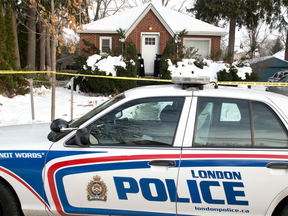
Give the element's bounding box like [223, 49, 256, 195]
[80, 2, 227, 37]
[248, 50, 288, 65]
[273, 50, 285, 59]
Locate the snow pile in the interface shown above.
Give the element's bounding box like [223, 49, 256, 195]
[85, 54, 102, 70]
[170, 59, 252, 82]
[85, 55, 127, 76]
[169, 59, 227, 81]
[85, 54, 252, 81]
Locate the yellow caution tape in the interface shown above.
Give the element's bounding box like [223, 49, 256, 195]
[216, 81, 288, 86]
[1, 70, 288, 86]
[0, 70, 172, 82]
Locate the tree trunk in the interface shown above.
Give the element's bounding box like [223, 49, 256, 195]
[94, 0, 101, 21]
[51, 0, 56, 121]
[228, 17, 236, 64]
[39, 21, 45, 71]
[10, 0, 20, 68]
[285, 29, 288, 61]
[46, 25, 51, 79]
[85, 0, 90, 23]
[27, 1, 36, 72]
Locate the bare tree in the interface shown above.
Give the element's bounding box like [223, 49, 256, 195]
[46, 25, 51, 78]
[39, 21, 46, 71]
[169, 0, 192, 13]
[93, 0, 102, 20]
[161, 0, 170, 7]
[93, 0, 127, 20]
[240, 23, 270, 59]
[260, 38, 277, 56]
[124, 0, 192, 13]
[84, 0, 91, 23]
[126, 0, 151, 7]
[27, 1, 36, 71]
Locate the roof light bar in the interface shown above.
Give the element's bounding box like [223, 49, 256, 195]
[172, 76, 210, 85]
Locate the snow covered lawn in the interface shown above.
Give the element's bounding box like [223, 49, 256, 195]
[0, 87, 110, 126]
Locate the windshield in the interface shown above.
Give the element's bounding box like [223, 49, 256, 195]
[278, 76, 288, 83]
[69, 93, 125, 128]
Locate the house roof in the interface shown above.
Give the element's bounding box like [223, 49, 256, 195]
[80, 3, 228, 37]
[56, 55, 76, 64]
[249, 50, 288, 65]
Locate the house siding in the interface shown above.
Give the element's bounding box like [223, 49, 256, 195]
[80, 9, 222, 58]
[126, 10, 171, 54]
[80, 33, 122, 56]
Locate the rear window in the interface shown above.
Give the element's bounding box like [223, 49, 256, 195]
[194, 97, 288, 148]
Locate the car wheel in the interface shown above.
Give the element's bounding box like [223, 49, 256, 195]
[281, 206, 288, 216]
[0, 181, 22, 216]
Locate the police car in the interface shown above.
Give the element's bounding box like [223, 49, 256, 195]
[1, 76, 288, 216]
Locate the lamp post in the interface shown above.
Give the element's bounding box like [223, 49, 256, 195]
[120, 38, 125, 51]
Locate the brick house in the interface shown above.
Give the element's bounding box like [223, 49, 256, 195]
[79, 3, 227, 76]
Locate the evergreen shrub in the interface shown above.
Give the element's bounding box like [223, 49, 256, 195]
[217, 65, 259, 82]
[183, 46, 201, 60]
[74, 39, 138, 94]
[193, 61, 204, 69]
[81, 39, 100, 55]
[115, 60, 137, 92]
[33, 73, 51, 89]
[0, 74, 29, 97]
[159, 58, 171, 79]
[160, 29, 187, 79]
[0, 2, 29, 97]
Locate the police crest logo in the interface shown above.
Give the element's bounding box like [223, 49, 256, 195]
[87, 175, 108, 201]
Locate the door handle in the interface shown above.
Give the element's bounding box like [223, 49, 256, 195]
[148, 160, 176, 167]
[266, 162, 288, 169]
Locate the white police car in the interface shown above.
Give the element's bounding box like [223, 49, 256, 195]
[1, 76, 288, 216]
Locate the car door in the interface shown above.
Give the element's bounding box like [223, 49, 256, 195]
[177, 96, 288, 215]
[44, 96, 191, 216]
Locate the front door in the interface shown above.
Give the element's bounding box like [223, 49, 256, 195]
[141, 34, 159, 76]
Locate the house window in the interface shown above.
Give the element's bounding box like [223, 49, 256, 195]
[145, 37, 155, 45]
[183, 39, 210, 58]
[100, 37, 112, 54]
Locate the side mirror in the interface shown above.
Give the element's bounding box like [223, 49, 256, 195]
[115, 111, 123, 118]
[75, 128, 89, 147]
[50, 119, 68, 132]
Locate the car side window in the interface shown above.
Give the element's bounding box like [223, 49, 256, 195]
[194, 98, 288, 148]
[252, 102, 288, 147]
[194, 98, 251, 147]
[89, 97, 184, 146]
[279, 76, 288, 83]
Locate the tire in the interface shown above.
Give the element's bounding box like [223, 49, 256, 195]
[0, 181, 22, 216]
[278, 205, 288, 216]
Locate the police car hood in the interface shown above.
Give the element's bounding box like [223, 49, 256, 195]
[0, 123, 52, 147]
